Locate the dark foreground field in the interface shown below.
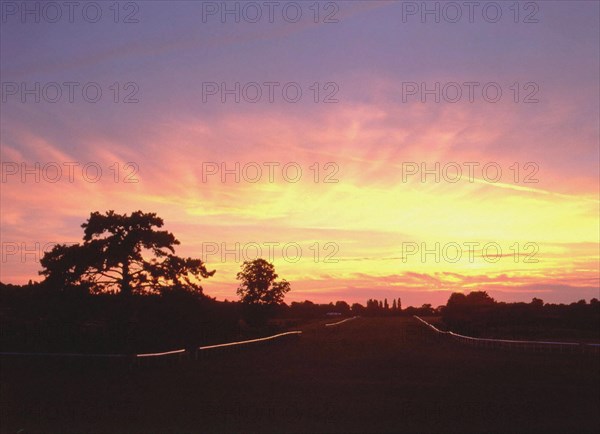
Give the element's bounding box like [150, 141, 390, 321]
[2, 317, 599, 433]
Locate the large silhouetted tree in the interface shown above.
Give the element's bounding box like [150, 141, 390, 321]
[236, 258, 290, 306]
[40, 210, 215, 296]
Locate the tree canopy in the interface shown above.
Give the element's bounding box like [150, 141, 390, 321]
[236, 258, 290, 306]
[40, 210, 215, 296]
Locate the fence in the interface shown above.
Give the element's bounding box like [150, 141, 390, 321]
[0, 331, 303, 366]
[325, 316, 359, 327]
[1, 315, 359, 363]
[1, 313, 361, 362]
[195, 331, 302, 359]
[414, 315, 600, 354]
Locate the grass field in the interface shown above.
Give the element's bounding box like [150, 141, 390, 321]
[2, 317, 599, 433]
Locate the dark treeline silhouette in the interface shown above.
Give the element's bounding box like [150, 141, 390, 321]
[361, 297, 436, 316]
[280, 298, 436, 318]
[441, 291, 600, 341]
[2, 211, 599, 353]
[0, 210, 282, 354]
[4, 279, 599, 354]
[0, 280, 242, 353]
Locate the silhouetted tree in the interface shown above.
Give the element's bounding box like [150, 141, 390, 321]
[236, 258, 290, 306]
[444, 291, 498, 333]
[466, 291, 495, 305]
[531, 297, 544, 308]
[39, 210, 215, 296]
[236, 258, 290, 325]
[335, 301, 351, 315]
[366, 298, 379, 315]
[421, 303, 434, 315]
[351, 303, 365, 315]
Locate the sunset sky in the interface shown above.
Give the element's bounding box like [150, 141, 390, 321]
[1, 1, 598, 306]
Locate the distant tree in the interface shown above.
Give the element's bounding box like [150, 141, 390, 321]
[392, 299, 397, 310]
[466, 291, 495, 305]
[236, 258, 290, 306]
[446, 292, 467, 308]
[351, 303, 365, 315]
[366, 299, 379, 315]
[398, 298, 402, 311]
[444, 291, 497, 332]
[384, 298, 389, 310]
[335, 301, 350, 315]
[531, 297, 544, 307]
[289, 300, 318, 318]
[420, 303, 434, 315]
[39, 210, 215, 296]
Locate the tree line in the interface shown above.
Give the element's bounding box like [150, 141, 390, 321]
[1, 210, 598, 352]
[440, 291, 600, 341]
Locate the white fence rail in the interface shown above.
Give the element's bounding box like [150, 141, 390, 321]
[3, 315, 357, 361]
[1, 315, 356, 361]
[325, 316, 359, 327]
[1, 331, 303, 363]
[414, 316, 600, 354]
[198, 331, 302, 351]
[136, 348, 187, 358]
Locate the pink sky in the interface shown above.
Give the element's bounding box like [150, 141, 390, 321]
[1, 1, 598, 306]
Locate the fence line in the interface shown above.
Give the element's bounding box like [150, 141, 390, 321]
[413, 316, 600, 354]
[198, 331, 302, 351]
[325, 316, 359, 327]
[0, 331, 303, 362]
[136, 348, 186, 358]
